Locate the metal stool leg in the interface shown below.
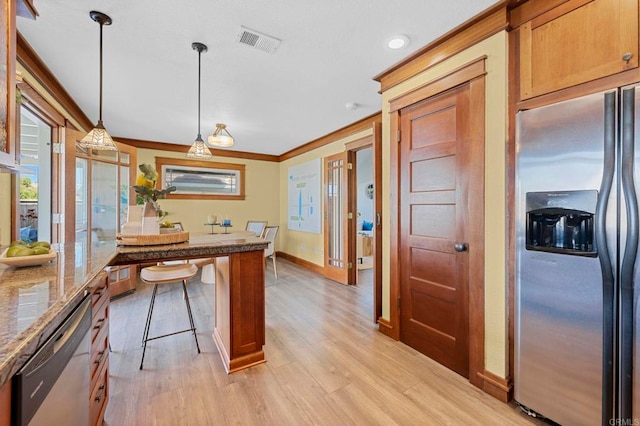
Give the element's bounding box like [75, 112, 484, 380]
[140, 284, 159, 369]
[142, 283, 159, 346]
[182, 280, 200, 353]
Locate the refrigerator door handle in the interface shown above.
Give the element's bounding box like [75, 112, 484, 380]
[597, 91, 616, 425]
[620, 87, 637, 421]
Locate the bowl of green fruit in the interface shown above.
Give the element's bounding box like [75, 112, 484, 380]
[0, 240, 56, 267]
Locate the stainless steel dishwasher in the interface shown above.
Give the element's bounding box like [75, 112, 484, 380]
[13, 295, 92, 426]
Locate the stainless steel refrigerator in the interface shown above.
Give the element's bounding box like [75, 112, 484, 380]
[515, 84, 640, 425]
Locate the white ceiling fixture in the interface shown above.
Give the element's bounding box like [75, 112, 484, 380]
[236, 26, 281, 54]
[387, 35, 410, 50]
[208, 123, 234, 147]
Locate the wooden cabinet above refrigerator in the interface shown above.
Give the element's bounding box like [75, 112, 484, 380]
[516, 0, 639, 101]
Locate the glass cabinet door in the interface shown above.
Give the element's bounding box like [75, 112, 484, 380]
[91, 160, 118, 244]
[75, 158, 88, 245]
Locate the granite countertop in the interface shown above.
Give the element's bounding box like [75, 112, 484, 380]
[111, 232, 268, 265]
[0, 242, 116, 388]
[0, 232, 268, 389]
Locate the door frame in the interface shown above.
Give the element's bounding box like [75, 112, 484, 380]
[345, 121, 383, 321]
[11, 83, 66, 243]
[388, 57, 487, 388]
[345, 136, 371, 286]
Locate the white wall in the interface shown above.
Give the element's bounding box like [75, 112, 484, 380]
[278, 129, 373, 266]
[136, 149, 280, 245]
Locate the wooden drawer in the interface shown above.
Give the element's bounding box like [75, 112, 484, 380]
[89, 359, 109, 426]
[88, 271, 110, 426]
[91, 295, 109, 346]
[90, 322, 109, 389]
[90, 273, 109, 312]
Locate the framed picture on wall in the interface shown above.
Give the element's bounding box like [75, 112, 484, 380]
[287, 158, 321, 234]
[155, 157, 246, 201]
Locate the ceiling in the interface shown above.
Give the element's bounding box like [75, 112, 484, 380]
[17, 0, 497, 156]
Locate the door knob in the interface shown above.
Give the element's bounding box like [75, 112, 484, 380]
[454, 243, 468, 252]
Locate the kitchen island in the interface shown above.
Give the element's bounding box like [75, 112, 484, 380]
[0, 233, 268, 390]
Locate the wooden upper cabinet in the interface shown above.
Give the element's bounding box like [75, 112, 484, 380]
[519, 0, 639, 100]
[0, 0, 17, 169]
[0, 378, 9, 426]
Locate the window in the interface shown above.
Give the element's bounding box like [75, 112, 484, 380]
[155, 157, 245, 200]
[74, 142, 135, 246]
[18, 106, 52, 243]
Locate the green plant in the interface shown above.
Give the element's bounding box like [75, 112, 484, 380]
[132, 163, 176, 217]
[20, 176, 38, 199]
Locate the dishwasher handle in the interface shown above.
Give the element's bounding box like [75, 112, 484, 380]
[52, 299, 91, 354]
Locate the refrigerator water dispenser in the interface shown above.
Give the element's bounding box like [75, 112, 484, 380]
[525, 190, 597, 257]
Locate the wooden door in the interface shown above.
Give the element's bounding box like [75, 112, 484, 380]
[324, 152, 349, 284]
[399, 84, 470, 377]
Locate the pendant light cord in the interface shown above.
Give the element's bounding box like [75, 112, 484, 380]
[98, 20, 104, 124]
[197, 48, 202, 139]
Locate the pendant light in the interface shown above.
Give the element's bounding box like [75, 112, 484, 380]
[186, 42, 212, 159]
[78, 11, 118, 151]
[208, 123, 234, 147]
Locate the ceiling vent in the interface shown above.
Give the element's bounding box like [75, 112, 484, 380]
[236, 26, 281, 54]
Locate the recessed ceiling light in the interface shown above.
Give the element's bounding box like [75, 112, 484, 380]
[387, 35, 409, 50]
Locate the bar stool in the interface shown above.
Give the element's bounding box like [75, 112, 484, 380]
[162, 258, 215, 284]
[139, 263, 200, 369]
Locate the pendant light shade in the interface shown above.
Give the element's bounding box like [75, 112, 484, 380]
[186, 137, 211, 158]
[78, 11, 118, 151]
[186, 42, 212, 159]
[208, 123, 234, 147]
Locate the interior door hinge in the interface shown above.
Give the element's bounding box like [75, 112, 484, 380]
[348, 262, 353, 269]
[347, 162, 353, 170]
[397, 130, 401, 143]
[348, 212, 353, 219]
[397, 297, 400, 309]
[52, 213, 64, 224]
[52, 142, 64, 154]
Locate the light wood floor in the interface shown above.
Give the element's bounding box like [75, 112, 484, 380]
[105, 258, 544, 425]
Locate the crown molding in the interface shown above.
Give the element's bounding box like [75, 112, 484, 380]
[278, 112, 381, 162]
[16, 31, 93, 132]
[114, 137, 280, 162]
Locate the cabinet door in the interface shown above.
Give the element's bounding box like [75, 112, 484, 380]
[108, 265, 137, 298]
[0, 379, 10, 426]
[520, 0, 638, 100]
[0, 0, 17, 166]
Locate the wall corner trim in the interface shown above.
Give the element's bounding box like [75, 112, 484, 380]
[477, 370, 513, 403]
[377, 317, 398, 340]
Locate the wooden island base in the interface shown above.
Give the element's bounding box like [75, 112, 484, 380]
[112, 233, 269, 374]
[213, 251, 266, 373]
